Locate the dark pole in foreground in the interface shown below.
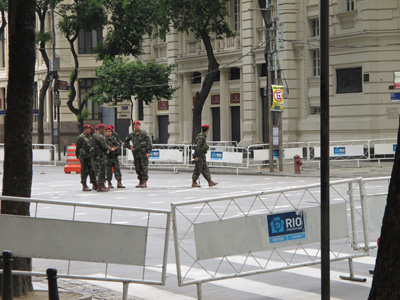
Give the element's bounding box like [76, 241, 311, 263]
[46, 268, 60, 300]
[320, 0, 330, 299]
[2, 250, 13, 300]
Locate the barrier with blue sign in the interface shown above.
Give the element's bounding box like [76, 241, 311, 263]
[267, 211, 305, 243]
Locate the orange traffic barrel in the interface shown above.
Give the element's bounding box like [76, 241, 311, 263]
[64, 143, 81, 174]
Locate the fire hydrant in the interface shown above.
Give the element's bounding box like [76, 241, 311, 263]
[294, 155, 302, 174]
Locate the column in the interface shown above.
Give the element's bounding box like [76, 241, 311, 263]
[220, 69, 230, 141]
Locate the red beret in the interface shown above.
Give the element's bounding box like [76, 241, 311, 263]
[83, 124, 91, 129]
[201, 124, 210, 129]
[133, 120, 141, 125]
[109, 125, 114, 129]
[106, 126, 113, 131]
[96, 123, 106, 129]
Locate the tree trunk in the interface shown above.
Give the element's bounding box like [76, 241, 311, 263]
[191, 29, 219, 143]
[0, 0, 36, 296]
[37, 7, 50, 144]
[368, 118, 400, 299]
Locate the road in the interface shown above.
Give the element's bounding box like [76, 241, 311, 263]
[1, 166, 387, 300]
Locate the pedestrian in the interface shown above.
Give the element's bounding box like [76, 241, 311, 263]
[76, 124, 94, 191]
[88, 125, 97, 190]
[92, 124, 116, 192]
[125, 120, 152, 188]
[105, 126, 125, 188]
[191, 124, 218, 188]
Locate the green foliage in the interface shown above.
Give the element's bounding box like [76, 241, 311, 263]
[77, 107, 89, 121]
[36, 31, 52, 44]
[95, 0, 162, 59]
[58, 0, 107, 38]
[92, 57, 178, 105]
[157, 0, 234, 39]
[0, 0, 7, 12]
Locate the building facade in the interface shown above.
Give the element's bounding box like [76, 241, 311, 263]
[0, 0, 399, 148]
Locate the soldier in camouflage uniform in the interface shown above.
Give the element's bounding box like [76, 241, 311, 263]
[92, 124, 116, 192]
[192, 124, 218, 188]
[125, 120, 152, 188]
[88, 125, 97, 190]
[76, 124, 94, 191]
[105, 126, 125, 188]
[108, 125, 124, 146]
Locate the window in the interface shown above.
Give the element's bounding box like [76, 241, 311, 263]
[336, 67, 362, 94]
[311, 19, 319, 37]
[346, 0, 355, 12]
[230, 67, 240, 80]
[192, 72, 201, 84]
[260, 63, 267, 77]
[310, 106, 321, 115]
[312, 50, 320, 77]
[138, 99, 144, 121]
[78, 30, 103, 54]
[214, 70, 220, 82]
[79, 78, 99, 120]
[233, 0, 240, 31]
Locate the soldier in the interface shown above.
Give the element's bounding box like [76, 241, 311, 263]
[75, 124, 94, 191]
[108, 124, 124, 146]
[105, 126, 125, 189]
[125, 120, 152, 188]
[92, 124, 116, 192]
[88, 125, 97, 190]
[191, 124, 218, 188]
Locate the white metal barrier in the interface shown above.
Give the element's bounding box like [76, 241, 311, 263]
[0, 144, 56, 167]
[171, 177, 386, 299]
[206, 145, 248, 171]
[0, 196, 171, 300]
[369, 138, 397, 167]
[247, 142, 307, 168]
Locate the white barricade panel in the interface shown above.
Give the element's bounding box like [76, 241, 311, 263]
[374, 144, 396, 155]
[193, 203, 348, 260]
[0, 149, 3, 162]
[314, 145, 364, 158]
[253, 149, 268, 161]
[365, 194, 386, 232]
[206, 151, 243, 164]
[33, 149, 51, 162]
[150, 149, 183, 163]
[0, 215, 147, 265]
[127, 150, 133, 161]
[283, 147, 303, 159]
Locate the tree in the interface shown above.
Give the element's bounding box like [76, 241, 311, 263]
[0, 1, 7, 40]
[36, 0, 62, 144]
[0, 0, 36, 296]
[91, 57, 177, 124]
[368, 119, 400, 299]
[158, 0, 234, 142]
[95, 0, 162, 60]
[57, 0, 107, 130]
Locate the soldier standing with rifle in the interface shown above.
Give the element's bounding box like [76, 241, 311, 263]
[192, 124, 218, 188]
[125, 120, 152, 188]
[76, 124, 94, 191]
[92, 124, 116, 192]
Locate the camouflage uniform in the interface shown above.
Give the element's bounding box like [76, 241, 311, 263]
[192, 132, 211, 181]
[75, 132, 92, 185]
[125, 129, 152, 181]
[89, 133, 97, 184]
[92, 132, 111, 184]
[106, 134, 122, 181]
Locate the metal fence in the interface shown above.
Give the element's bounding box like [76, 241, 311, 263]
[0, 144, 56, 168]
[171, 177, 387, 299]
[0, 196, 171, 300]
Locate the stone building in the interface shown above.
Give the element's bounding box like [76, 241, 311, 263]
[0, 0, 399, 149]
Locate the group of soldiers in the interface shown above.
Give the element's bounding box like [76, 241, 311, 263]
[76, 121, 218, 191]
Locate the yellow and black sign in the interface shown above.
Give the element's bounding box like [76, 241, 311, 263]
[271, 85, 284, 112]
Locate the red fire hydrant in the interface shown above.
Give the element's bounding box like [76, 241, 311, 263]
[294, 155, 302, 174]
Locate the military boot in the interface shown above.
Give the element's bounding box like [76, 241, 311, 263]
[140, 180, 147, 188]
[207, 179, 218, 187]
[135, 180, 143, 188]
[192, 180, 200, 188]
[92, 182, 97, 191]
[97, 183, 109, 192]
[82, 184, 92, 192]
[117, 180, 125, 188]
[108, 180, 114, 189]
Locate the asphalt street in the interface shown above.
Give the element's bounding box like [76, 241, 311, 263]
[0, 164, 391, 300]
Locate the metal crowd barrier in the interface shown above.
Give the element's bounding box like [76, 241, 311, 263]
[171, 177, 387, 299]
[0, 196, 171, 300]
[0, 144, 56, 169]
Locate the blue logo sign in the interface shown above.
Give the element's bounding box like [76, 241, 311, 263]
[273, 149, 279, 159]
[394, 144, 397, 153]
[150, 150, 160, 159]
[211, 151, 223, 160]
[267, 211, 306, 244]
[334, 146, 346, 156]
